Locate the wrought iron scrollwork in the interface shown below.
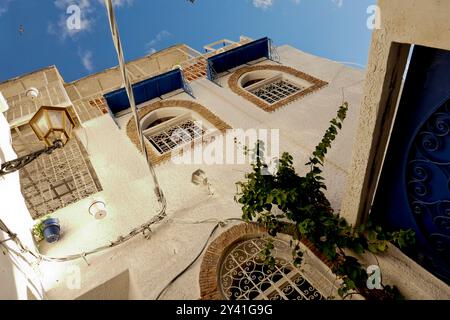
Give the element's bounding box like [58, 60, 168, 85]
[206, 61, 219, 85]
[181, 70, 195, 99]
[406, 99, 450, 256]
[0, 140, 63, 176]
[268, 38, 280, 63]
[219, 237, 324, 300]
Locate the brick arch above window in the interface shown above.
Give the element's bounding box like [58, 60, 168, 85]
[228, 65, 328, 112]
[199, 223, 340, 300]
[199, 223, 267, 300]
[126, 100, 231, 165]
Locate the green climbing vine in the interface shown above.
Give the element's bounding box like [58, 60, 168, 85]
[235, 102, 415, 300]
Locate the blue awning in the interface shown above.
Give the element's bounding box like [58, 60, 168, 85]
[104, 69, 191, 115]
[206, 37, 273, 82]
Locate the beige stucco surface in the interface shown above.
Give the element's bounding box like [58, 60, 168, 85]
[0, 112, 42, 300]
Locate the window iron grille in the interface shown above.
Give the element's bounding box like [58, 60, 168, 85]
[220, 238, 324, 300]
[250, 79, 303, 105]
[146, 119, 204, 154]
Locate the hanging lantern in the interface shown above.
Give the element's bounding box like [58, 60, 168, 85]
[29, 106, 75, 147]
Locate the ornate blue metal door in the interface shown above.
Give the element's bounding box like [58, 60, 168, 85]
[372, 46, 450, 284]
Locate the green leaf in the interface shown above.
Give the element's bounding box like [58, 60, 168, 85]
[234, 102, 407, 300]
[368, 230, 377, 241]
[368, 243, 378, 253]
[353, 243, 364, 255]
[377, 241, 388, 252]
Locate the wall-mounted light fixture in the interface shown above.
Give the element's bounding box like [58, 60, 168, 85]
[25, 87, 40, 100]
[29, 106, 75, 147]
[88, 200, 107, 220]
[0, 106, 75, 176]
[191, 169, 215, 195]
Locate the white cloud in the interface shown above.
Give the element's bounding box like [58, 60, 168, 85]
[53, 0, 133, 9]
[291, 0, 301, 4]
[145, 30, 172, 54]
[79, 50, 94, 72]
[47, 11, 93, 40]
[48, 0, 95, 40]
[0, 0, 14, 17]
[331, 0, 344, 7]
[252, 0, 273, 10]
[104, 0, 134, 7]
[48, 0, 134, 40]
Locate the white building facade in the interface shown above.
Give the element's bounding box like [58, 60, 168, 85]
[1, 32, 448, 300]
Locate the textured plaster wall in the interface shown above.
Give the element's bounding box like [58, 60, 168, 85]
[37, 46, 366, 300]
[341, 0, 450, 298]
[342, 0, 450, 224]
[0, 112, 40, 300]
[355, 244, 450, 299]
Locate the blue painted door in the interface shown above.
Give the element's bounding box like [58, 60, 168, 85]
[372, 46, 450, 284]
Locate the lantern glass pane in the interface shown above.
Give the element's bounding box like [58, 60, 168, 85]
[49, 111, 63, 129]
[65, 116, 73, 136]
[60, 134, 68, 146]
[35, 113, 49, 137]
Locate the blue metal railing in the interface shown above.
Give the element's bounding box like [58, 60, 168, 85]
[206, 37, 276, 84]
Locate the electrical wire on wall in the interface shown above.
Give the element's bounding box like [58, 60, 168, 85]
[155, 218, 244, 300]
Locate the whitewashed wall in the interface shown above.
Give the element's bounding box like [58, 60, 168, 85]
[36, 46, 366, 300]
[0, 109, 41, 300]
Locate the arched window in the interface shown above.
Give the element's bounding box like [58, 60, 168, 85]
[199, 224, 341, 300]
[239, 70, 305, 105]
[220, 237, 324, 300]
[229, 65, 328, 112]
[141, 107, 213, 154]
[126, 100, 231, 165]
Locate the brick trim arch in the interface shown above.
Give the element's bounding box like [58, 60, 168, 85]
[228, 65, 328, 112]
[126, 100, 231, 165]
[199, 222, 340, 300]
[199, 223, 267, 300]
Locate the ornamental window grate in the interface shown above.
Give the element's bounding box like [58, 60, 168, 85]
[250, 80, 303, 104]
[147, 119, 204, 154]
[219, 238, 324, 300]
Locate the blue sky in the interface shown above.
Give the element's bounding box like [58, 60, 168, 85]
[0, 0, 376, 83]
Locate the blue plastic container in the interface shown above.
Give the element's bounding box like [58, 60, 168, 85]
[42, 218, 61, 243]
